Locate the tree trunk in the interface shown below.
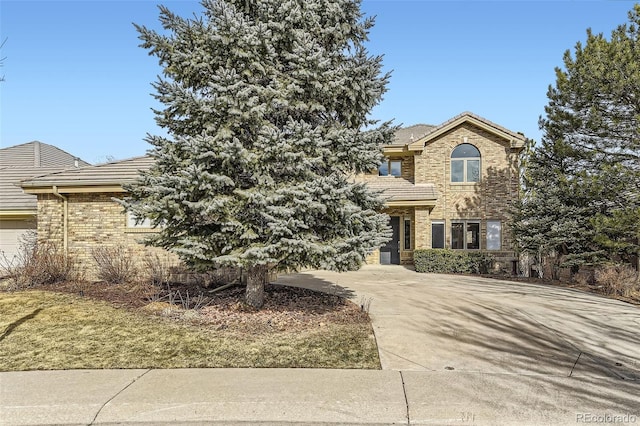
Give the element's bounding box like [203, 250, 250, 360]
[245, 264, 268, 308]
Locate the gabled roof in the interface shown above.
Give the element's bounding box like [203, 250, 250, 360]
[0, 142, 90, 214]
[392, 124, 436, 145]
[406, 112, 526, 151]
[20, 156, 154, 192]
[0, 141, 90, 168]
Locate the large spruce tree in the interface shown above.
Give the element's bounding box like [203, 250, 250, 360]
[125, 0, 393, 307]
[513, 5, 640, 275]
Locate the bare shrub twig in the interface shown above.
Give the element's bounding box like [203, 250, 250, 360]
[91, 245, 138, 284]
[595, 264, 639, 298]
[0, 231, 79, 288]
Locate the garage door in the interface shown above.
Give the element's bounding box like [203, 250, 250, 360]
[0, 219, 36, 266]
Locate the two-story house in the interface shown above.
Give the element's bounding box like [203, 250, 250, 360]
[360, 112, 526, 270]
[19, 112, 525, 275]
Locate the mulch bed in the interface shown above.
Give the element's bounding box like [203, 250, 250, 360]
[40, 279, 370, 333]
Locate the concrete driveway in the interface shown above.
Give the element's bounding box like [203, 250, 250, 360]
[277, 266, 640, 423]
[277, 265, 640, 377]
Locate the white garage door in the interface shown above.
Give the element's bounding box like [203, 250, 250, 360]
[0, 219, 36, 266]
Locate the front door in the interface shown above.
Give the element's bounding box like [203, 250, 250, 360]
[380, 216, 400, 265]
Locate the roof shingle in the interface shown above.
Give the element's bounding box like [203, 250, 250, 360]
[392, 124, 435, 145]
[20, 156, 154, 188]
[1, 142, 91, 212]
[361, 177, 438, 202]
[0, 141, 89, 169]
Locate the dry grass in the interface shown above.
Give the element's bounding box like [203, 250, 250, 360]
[0, 290, 379, 371]
[594, 264, 639, 298]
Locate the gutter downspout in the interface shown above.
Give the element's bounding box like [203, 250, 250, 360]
[52, 186, 68, 255]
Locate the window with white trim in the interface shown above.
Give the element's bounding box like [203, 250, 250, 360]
[126, 211, 153, 229]
[451, 143, 480, 183]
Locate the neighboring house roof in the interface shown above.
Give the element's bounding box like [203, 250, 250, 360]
[0, 142, 90, 215]
[20, 156, 154, 192]
[392, 124, 436, 145]
[364, 177, 438, 207]
[404, 112, 527, 152]
[0, 168, 69, 213]
[0, 141, 90, 169]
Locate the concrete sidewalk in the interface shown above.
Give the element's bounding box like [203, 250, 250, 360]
[2, 368, 639, 425]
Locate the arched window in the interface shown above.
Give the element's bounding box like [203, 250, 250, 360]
[451, 143, 480, 183]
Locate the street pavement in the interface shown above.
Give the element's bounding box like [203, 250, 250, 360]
[1, 265, 639, 425]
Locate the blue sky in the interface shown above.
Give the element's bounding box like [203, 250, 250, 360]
[0, 0, 635, 164]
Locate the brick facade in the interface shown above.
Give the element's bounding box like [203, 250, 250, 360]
[29, 113, 524, 275]
[37, 194, 64, 245]
[416, 122, 519, 252]
[37, 192, 178, 279]
[368, 119, 522, 271]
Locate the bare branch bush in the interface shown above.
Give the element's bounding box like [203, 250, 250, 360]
[142, 251, 176, 286]
[359, 296, 372, 313]
[143, 283, 210, 312]
[166, 286, 210, 310]
[0, 231, 80, 289]
[594, 264, 639, 298]
[91, 245, 138, 284]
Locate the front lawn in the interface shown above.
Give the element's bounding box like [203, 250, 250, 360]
[0, 286, 379, 371]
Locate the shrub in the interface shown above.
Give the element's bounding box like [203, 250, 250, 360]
[572, 267, 596, 286]
[92, 245, 138, 284]
[594, 264, 639, 298]
[0, 232, 80, 288]
[414, 249, 494, 274]
[142, 251, 175, 285]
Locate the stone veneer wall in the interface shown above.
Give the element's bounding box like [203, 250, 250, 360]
[37, 192, 178, 279]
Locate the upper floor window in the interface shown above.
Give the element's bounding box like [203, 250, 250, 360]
[451, 143, 480, 183]
[379, 159, 402, 177]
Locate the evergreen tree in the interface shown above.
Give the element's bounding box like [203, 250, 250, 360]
[513, 5, 640, 274]
[511, 138, 604, 277]
[124, 0, 394, 307]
